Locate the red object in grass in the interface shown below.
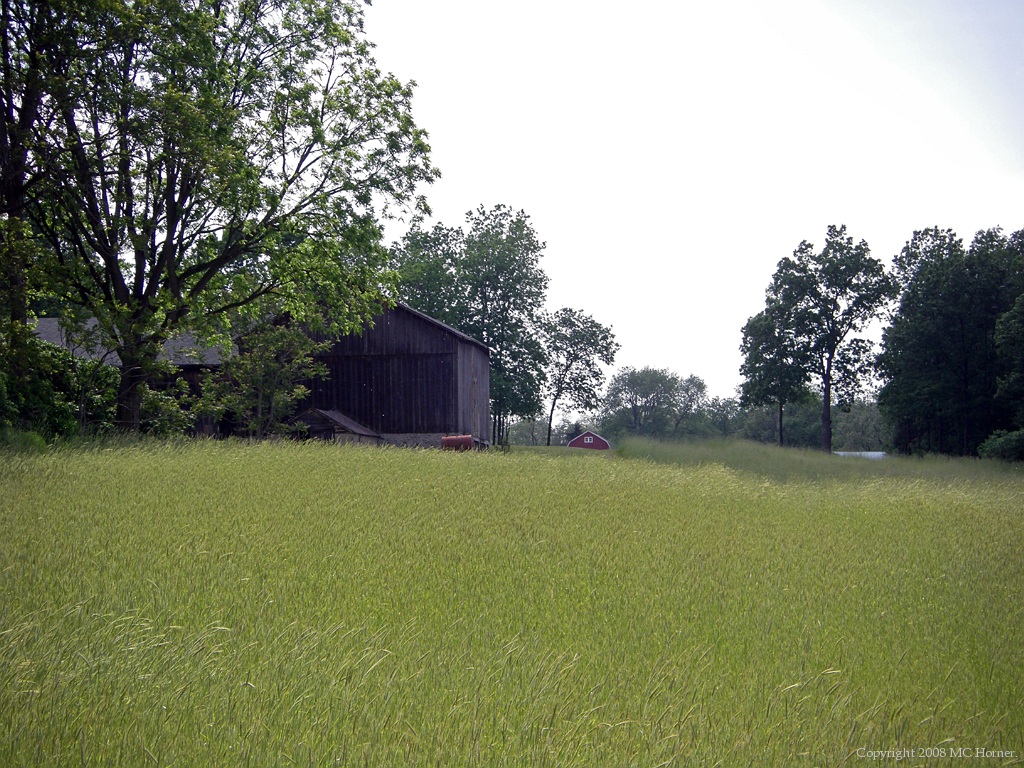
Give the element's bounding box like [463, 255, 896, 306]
[442, 435, 475, 451]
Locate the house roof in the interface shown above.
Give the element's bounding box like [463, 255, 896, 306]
[295, 408, 382, 438]
[31, 318, 224, 366]
[567, 431, 610, 445]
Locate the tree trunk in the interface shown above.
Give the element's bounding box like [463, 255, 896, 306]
[778, 400, 784, 447]
[115, 338, 160, 432]
[116, 362, 146, 432]
[545, 396, 558, 447]
[821, 372, 833, 453]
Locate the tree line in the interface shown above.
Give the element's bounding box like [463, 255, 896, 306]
[514, 223, 1023, 463]
[1, 2, 1020, 459]
[739, 224, 1024, 460]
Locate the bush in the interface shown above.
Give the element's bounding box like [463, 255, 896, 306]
[0, 427, 47, 452]
[0, 366, 15, 429]
[140, 381, 195, 436]
[978, 430, 1024, 462]
[1, 329, 119, 438]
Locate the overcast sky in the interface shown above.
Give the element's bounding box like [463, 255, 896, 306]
[363, 0, 1024, 399]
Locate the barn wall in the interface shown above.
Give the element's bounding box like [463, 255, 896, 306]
[305, 305, 489, 439]
[567, 433, 611, 450]
[317, 307, 457, 356]
[309, 353, 455, 434]
[456, 343, 490, 439]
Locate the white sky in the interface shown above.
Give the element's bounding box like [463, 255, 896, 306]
[363, 0, 1024, 399]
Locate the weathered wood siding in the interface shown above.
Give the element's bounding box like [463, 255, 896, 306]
[456, 342, 490, 439]
[305, 305, 489, 439]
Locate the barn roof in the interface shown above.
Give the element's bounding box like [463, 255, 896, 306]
[31, 303, 487, 366]
[295, 408, 381, 438]
[31, 318, 223, 366]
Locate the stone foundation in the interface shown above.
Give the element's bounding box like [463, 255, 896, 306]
[380, 432, 447, 448]
[380, 433, 488, 449]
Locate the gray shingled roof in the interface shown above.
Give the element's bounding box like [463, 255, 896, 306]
[32, 304, 485, 367]
[31, 318, 224, 366]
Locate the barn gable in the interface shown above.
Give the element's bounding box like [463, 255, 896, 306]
[304, 304, 490, 445]
[567, 431, 611, 450]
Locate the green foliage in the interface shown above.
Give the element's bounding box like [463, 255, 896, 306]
[392, 205, 550, 443]
[19, 0, 435, 429]
[387, 222, 466, 320]
[600, 366, 710, 440]
[0, 330, 119, 438]
[601, 366, 681, 437]
[739, 306, 810, 446]
[995, 292, 1024, 426]
[197, 318, 328, 439]
[1, 1, 100, 327]
[734, 395, 889, 452]
[831, 399, 890, 451]
[978, 429, 1024, 462]
[879, 227, 1024, 455]
[139, 381, 194, 437]
[763, 225, 896, 452]
[540, 308, 618, 445]
[1, 441, 1021, 765]
[735, 395, 821, 448]
[700, 396, 743, 438]
[0, 427, 47, 453]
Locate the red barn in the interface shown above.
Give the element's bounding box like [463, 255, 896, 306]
[566, 431, 611, 450]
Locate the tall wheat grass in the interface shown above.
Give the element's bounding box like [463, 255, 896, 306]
[1, 439, 1021, 765]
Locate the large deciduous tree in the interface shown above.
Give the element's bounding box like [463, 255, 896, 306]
[539, 307, 618, 445]
[25, 0, 436, 430]
[1, 0, 113, 418]
[768, 225, 895, 452]
[739, 305, 809, 446]
[392, 204, 549, 444]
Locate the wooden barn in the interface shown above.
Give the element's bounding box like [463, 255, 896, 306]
[567, 431, 611, 450]
[32, 305, 491, 447]
[300, 303, 490, 447]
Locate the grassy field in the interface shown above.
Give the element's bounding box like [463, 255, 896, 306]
[1, 439, 1021, 766]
